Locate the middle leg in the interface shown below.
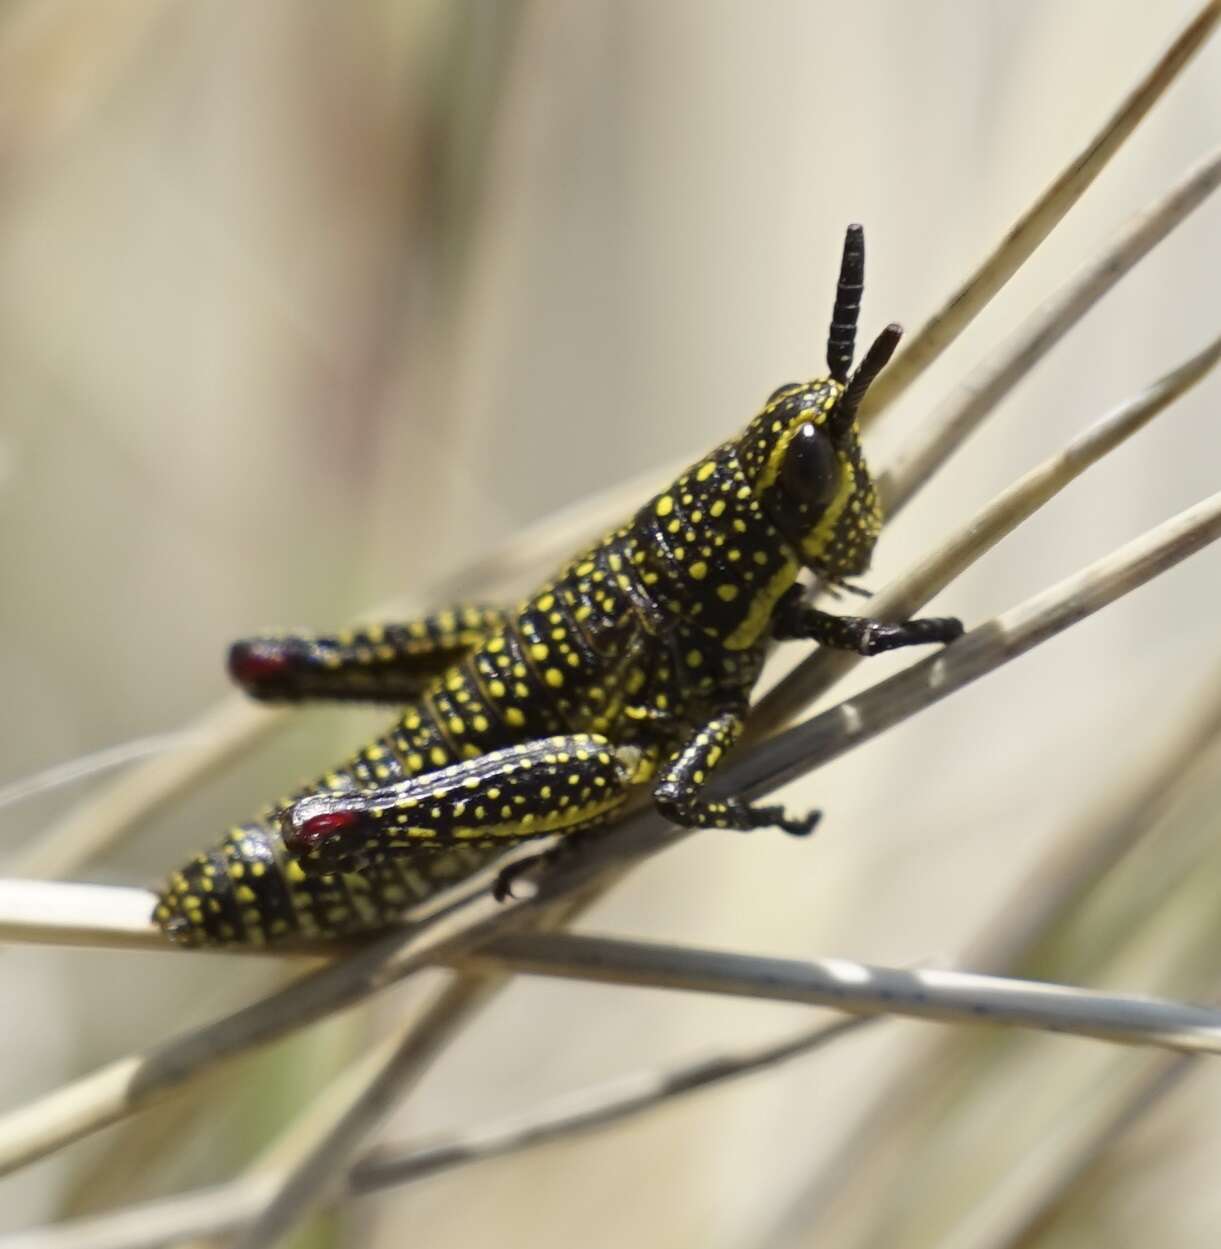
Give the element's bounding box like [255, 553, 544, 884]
[652, 707, 819, 836]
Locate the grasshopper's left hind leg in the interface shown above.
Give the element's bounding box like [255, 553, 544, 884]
[228, 605, 508, 704]
[652, 706, 819, 836]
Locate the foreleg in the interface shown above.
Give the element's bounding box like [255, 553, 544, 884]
[771, 586, 962, 656]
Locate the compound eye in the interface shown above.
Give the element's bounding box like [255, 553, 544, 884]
[780, 423, 840, 509]
[767, 382, 801, 405]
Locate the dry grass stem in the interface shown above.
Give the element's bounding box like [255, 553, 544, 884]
[962, 669, 1221, 973]
[859, 0, 1221, 421]
[226, 976, 500, 1249]
[0, 881, 331, 957]
[0, 1183, 277, 1249]
[936, 1053, 1202, 1249]
[0, 1015, 872, 1249]
[14, 698, 285, 881]
[877, 143, 1221, 519]
[0, 732, 207, 814]
[975, 1056, 1201, 1249]
[350, 1015, 873, 1191]
[465, 932, 1221, 1055]
[429, 455, 688, 605]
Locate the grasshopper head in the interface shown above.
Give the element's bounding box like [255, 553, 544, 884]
[737, 225, 899, 579]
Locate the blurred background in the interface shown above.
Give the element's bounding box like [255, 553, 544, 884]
[1, 2, 1220, 1246]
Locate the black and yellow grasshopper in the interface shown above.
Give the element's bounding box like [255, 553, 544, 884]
[154, 225, 962, 947]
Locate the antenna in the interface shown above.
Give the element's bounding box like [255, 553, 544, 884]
[827, 323, 903, 437]
[826, 224, 865, 384]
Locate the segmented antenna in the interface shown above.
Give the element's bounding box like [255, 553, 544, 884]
[826, 224, 865, 384]
[827, 323, 903, 437]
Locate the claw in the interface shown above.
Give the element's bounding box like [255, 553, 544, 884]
[492, 853, 546, 902]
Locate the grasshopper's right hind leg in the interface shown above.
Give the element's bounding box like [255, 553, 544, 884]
[228, 605, 509, 704]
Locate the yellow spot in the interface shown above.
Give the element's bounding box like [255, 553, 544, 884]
[686, 649, 703, 668]
[656, 495, 674, 517]
[717, 584, 739, 602]
[530, 643, 549, 661]
[689, 561, 707, 580]
[537, 593, 555, 611]
[545, 668, 564, 688]
[448, 716, 465, 736]
[429, 746, 447, 767]
[505, 707, 526, 727]
[696, 462, 716, 481]
[710, 499, 726, 517]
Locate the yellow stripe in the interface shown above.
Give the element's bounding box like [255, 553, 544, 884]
[450, 791, 628, 840]
[724, 558, 799, 650]
[800, 460, 856, 561]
